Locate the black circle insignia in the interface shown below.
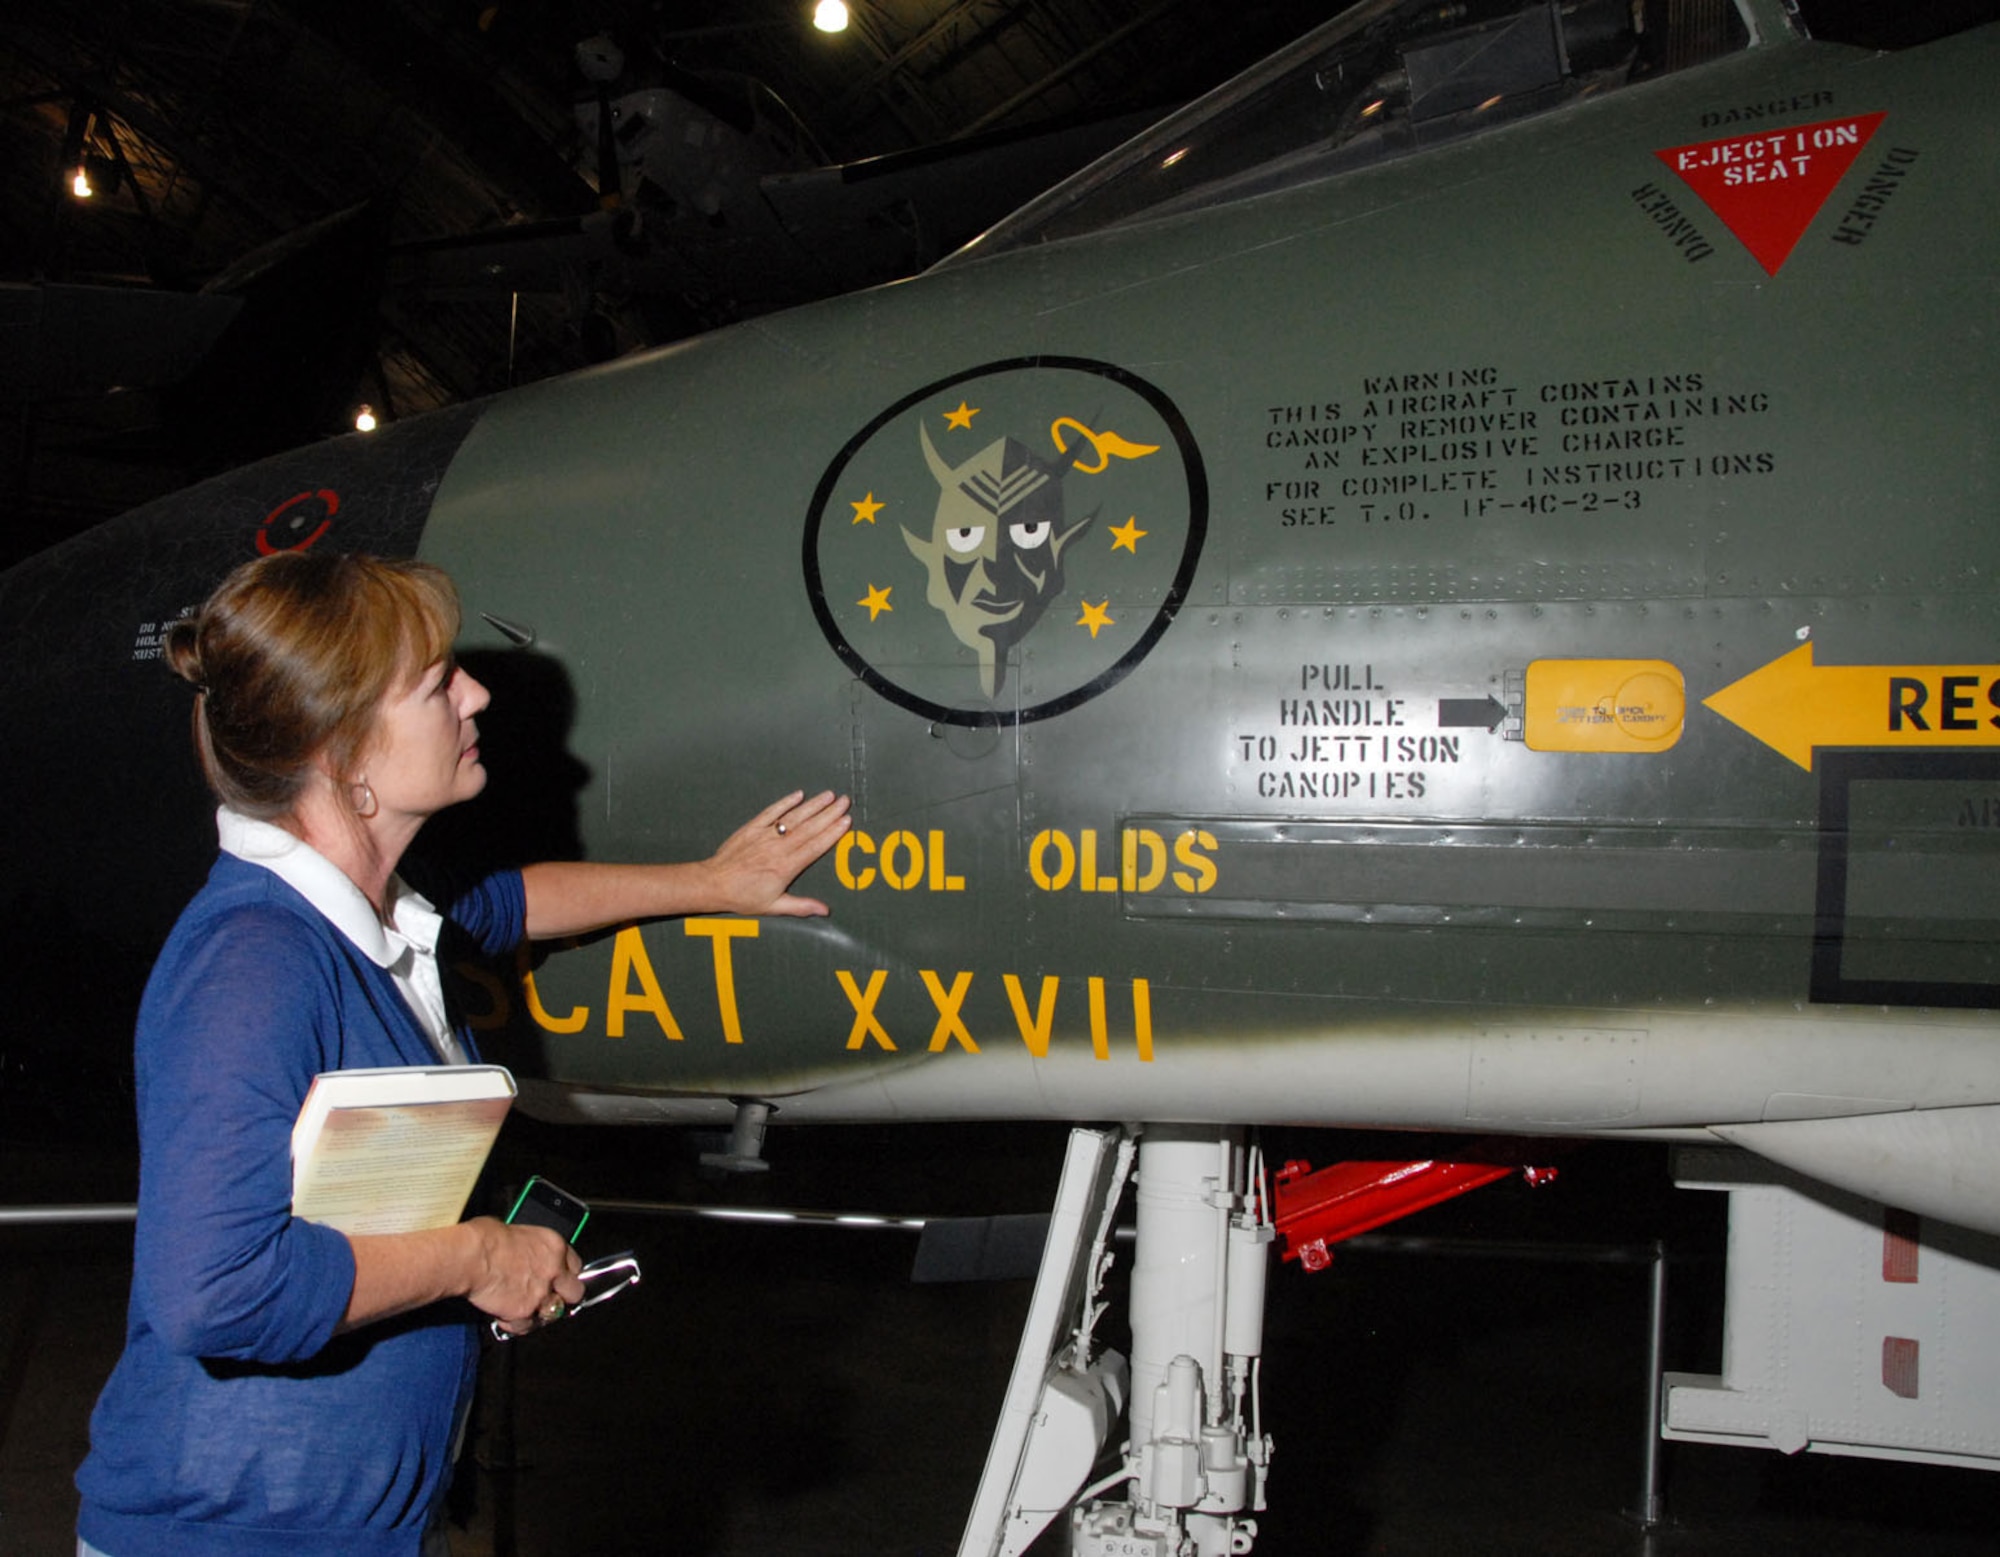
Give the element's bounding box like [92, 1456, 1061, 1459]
[803, 357, 1207, 727]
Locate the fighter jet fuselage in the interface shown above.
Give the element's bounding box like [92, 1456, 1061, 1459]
[4, 1, 1997, 1239]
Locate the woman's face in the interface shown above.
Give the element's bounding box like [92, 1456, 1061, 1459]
[360, 655, 492, 823]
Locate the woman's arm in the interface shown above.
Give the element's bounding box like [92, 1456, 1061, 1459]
[340, 1217, 583, 1334]
[519, 789, 850, 939]
[137, 902, 596, 1357]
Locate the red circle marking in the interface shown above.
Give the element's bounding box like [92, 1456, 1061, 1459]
[257, 489, 339, 554]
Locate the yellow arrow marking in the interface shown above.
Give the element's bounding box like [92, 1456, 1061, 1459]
[1703, 643, 2000, 771]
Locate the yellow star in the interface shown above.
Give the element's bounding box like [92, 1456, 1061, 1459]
[943, 401, 978, 430]
[858, 584, 893, 622]
[1076, 599, 1114, 638]
[851, 493, 885, 524]
[1109, 516, 1148, 553]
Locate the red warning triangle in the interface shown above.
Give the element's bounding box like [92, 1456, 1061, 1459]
[1656, 112, 1885, 276]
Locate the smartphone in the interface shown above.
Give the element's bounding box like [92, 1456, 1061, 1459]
[504, 1175, 590, 1245]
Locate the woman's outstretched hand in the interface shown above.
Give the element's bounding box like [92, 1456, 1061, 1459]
[702, 789, 851, 917]
[518, 789, 853, 938]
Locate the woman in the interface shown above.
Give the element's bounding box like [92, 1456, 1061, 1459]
[75, 551, 848, 1556]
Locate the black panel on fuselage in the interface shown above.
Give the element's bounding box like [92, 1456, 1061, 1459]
[0, 403, 481, 1128]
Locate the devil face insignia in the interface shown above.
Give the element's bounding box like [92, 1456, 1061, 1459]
[806, 358, 1207, 726]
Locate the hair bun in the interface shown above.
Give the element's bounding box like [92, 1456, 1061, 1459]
[163, 617, 205, 689]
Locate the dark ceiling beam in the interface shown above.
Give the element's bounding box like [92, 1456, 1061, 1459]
[150, 7, 368, 240]
[39, 96, 92, 277]
[377, 295, 490, 403]
[1, 26, 295, 239]
[1013, 2, 1095, 69]
[838, 0, 1006, 112]
[96, 120, 173, 278]
[280, 0, 596, 223]
[954, 0, 1192, 138]
[934, 5, 1049, 111]
[824, 7, 955, 147]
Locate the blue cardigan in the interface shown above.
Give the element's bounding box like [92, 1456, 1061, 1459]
[77, 853, 526, 1557]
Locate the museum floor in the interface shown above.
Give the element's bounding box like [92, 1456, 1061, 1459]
[5, 1122, 1995, 1556]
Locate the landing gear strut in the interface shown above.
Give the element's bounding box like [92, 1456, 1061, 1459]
[958, 1126, 1273, 1557]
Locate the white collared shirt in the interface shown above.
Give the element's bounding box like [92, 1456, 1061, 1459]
[216, 808, 467, 1065]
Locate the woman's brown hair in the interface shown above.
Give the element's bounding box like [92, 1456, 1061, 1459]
[164, 552, 461, 818]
